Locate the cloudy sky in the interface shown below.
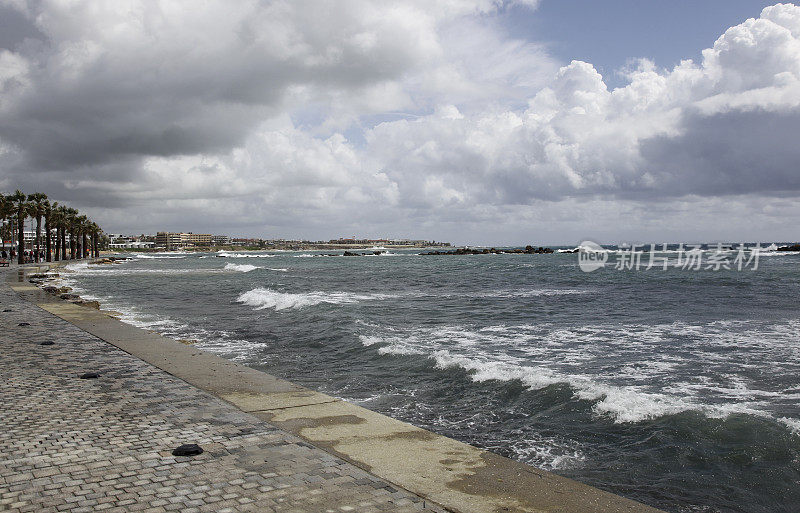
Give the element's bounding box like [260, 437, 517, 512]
[1, 0, 799, 245]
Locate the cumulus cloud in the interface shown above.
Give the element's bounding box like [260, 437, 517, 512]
[1, 1, 799, 243]
[367, 3, 800, 211]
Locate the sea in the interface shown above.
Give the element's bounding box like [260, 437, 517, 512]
[58, 245, 800, 513]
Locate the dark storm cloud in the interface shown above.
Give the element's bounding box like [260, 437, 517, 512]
[641, 108, 800, 197]
[0, 5, 45, 50]
[0, 0, 440, 181]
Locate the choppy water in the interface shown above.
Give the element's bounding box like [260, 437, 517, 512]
[61, 247, 800, 512]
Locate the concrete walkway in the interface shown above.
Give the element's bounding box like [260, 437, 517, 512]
[1, 264, 664, 513]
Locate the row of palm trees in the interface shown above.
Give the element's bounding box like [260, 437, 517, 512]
[0, 190, 103, 265]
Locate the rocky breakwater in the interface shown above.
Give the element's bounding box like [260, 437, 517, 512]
[343, 250, 384, 256]
[778, 244, 800, 251]
[28, 256, 130, 310]
[420, 245, 554, 256]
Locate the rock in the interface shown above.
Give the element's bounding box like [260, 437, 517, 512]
[420, 245, 555, 256]
[58, 287, 72, 293]
[77, 300, 101, 309]
[18, 322, 30, 326]
[60, 293, 80, 300]
[79, 372, 99, 379]
[42, 286, 59, 293]
[777, 244, 800, 252]
[172, 444, 203, 456]
[177, 339, 199, 345]
[41, 341, 54, 346]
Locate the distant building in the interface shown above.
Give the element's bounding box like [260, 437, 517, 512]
[181, 233, 212, 246]
[109, 241, 155, 249]
[155, 232, 183, 250]
[156, 231, 223, 249]
[211, 235, 230, 246]
[230, 237, 262, 247]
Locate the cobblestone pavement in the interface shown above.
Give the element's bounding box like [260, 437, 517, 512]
[0, 274, 446, 513]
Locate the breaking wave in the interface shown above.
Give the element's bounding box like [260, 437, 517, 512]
[236, 288, 395, 311]
[134, 253, 186, 259]
[224, 263, 259, 273]
[217, 251, 276, 258]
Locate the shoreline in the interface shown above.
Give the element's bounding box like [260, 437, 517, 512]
[11, 261, 663, 513]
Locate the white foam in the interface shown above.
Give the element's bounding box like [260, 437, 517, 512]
[217, 251, 276, 258]
[357, 319, 800, 424]
[509, 439, 586, 470]
[359, 335, 424, 355]
[778, 417, 800, 435]
[224, 263, 258, 273]
[475, 289, 587, 298]
[236, 288, 395, 311]
[134, 254, 186, 259]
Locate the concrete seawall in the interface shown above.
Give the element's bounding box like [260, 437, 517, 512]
[3, 263, 665, 513]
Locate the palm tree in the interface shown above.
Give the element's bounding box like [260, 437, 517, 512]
[89, 221, 102, 258]
[27, 192, 48, 262]
[77, 215, 89, 259]
[9, 190, 28, 264]
[58, 205, 70, 260]
[49, 203, 61, 261]
[65, 207, 79, 259]
[45, 201, 57, 262]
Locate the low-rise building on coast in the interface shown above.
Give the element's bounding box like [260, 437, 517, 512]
[155, 231, 216, 250]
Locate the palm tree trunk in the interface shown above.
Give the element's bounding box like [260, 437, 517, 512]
[53, 226, 60, 262]
[17, 216, 24, 265]
[69, 229, 75, 259]
[45, 217, 52, 262]
[82, 232, 88, 258]
[61, 227, 67, 260]
[35, 216, 42, 262]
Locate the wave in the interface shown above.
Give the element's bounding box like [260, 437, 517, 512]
[779, 417, 800, 435]
[224, 263, 259, 273]
[359, 320, 800, 424]
[217, 251, 276, 258]
[236, 287, 394, 311]
[474, 289, 587, 298]
[134, 254, 186, 259]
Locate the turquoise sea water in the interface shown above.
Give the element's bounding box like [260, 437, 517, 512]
[62, 247, 800, 512]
